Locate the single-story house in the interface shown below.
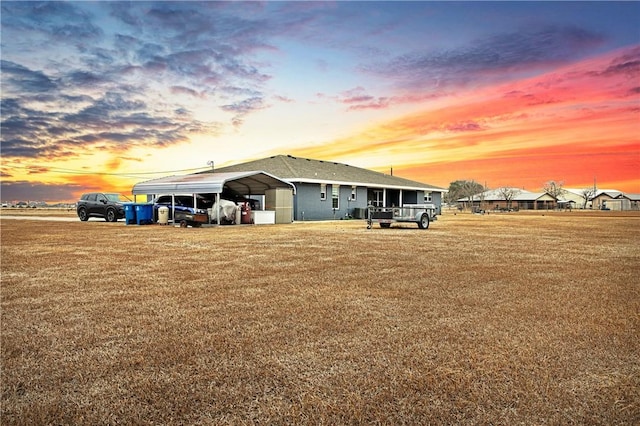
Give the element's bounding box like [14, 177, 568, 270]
[458, 189, 557, 210]
[591, 190, 623, 210]
[513, 192, 558, 210]
[209, 154, 446, 221]
[559, 189, 593, 209]
[605, 193, 640, 211]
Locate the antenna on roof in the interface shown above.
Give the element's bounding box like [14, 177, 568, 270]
[390, 166, 393, 176]
[207, 160, 214, 172]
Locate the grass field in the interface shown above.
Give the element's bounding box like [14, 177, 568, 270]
[1, 211, 639, 424]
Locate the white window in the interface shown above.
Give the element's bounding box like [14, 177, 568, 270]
[351, 186, 357, 201]
[332, 185, 339, 209]
[320, 184, 327, 200]
[372, 190, 383, 207]
[424, 192, 432, 203]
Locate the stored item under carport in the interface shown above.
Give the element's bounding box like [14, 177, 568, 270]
[157, 206, 169, 225]
[367, 204, 437, 229]
[174, 210, 208, 228]
[240, 202, 253, 224]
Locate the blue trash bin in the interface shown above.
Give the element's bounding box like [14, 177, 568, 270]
[135, 203, 154, 225]
[124, 203, 137, 225]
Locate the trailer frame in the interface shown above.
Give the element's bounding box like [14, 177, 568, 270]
[367, 204, 437, 229]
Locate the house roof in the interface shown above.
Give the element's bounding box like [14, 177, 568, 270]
[593, 189, 622, 198]
[132, 171, 296, 196]
[457, 188, 528, 202]
[618, 193, 640, 201]
[209, 155, 446, 192]
[513, 192, 557, 201]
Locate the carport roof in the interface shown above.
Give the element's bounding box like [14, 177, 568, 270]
[132, 171, 295, 195]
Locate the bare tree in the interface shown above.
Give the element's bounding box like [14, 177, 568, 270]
[580, 187, 596, 209]
[497, 187, 521, 210]
[543, 180, 565, 199]
[460, 180, 485, 211]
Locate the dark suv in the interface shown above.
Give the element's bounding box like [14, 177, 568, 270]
[77, 193, 129, 222]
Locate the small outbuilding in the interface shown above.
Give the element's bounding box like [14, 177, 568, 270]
[132, 170, 296, 224]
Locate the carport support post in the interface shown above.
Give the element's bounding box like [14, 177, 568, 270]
[215, 193, 221, 226]
[171, 194, 176, 225]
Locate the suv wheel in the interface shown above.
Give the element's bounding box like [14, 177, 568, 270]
[105, 208, 117, 222]
[78, 207, 89, 221]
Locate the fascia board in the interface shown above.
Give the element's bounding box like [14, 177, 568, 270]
[286, 177, 446, 192]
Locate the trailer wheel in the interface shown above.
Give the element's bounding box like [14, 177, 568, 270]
[180, 220, 188, 228]
[418, 214, 430, 229]
[380, 223, 391, 228]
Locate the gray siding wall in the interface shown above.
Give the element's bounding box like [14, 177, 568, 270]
[294, 184, 368, 221]
[294, 183, 443, 220]
[430, 191, 443, 215]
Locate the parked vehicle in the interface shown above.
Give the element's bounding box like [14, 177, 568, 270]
[77, 193, 130, 222]
[152, 195, 211, 227]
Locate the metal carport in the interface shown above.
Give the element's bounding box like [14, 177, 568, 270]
[131, 171, 296, 225]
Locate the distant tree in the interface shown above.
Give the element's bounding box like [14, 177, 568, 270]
[445, 180, 466, 204]
[580, 187, 596, 209]
[543, 180, 565, 199]
[497, 187, 521, 210]
[449, 180, 485, 209]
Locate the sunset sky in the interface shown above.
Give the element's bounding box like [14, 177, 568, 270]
[1, 1, 639, 203]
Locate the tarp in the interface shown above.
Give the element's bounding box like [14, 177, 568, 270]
[132, 171, 296, 196]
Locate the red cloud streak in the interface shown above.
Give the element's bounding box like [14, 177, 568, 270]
[397, 141, 640, 192]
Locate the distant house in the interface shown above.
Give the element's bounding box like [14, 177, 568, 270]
[560, 189, 593, 209]
[213, 154, 446, 221]
[513, 192, 557, 210]
[455, 188, 521, 211]
[458, 189, 557, 210]
[605, 193, 640, 211]
[591, 190, 623, 210]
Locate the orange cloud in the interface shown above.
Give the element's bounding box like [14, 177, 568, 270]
[63, 174, 136, 200]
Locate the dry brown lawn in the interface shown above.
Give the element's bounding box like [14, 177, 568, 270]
[1, 211, 639, 424]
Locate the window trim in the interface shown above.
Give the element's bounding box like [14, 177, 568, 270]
[320, 183, 327, 201]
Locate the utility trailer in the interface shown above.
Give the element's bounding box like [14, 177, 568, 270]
[367, 204, 437, 229]
[174, 210, 208, 228]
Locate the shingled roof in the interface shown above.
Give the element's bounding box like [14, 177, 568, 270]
[209, 155, 445, 192]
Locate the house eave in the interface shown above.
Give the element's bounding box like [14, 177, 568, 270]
[288, 177, 446, 192]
